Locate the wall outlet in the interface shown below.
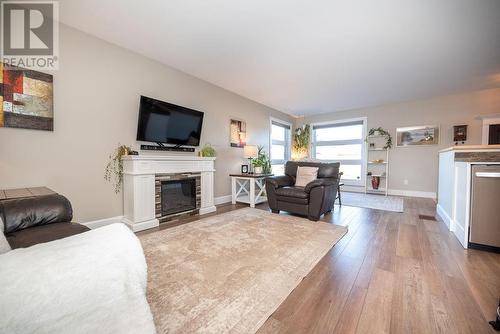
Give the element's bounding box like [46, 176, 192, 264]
[404, 179, 409, 185]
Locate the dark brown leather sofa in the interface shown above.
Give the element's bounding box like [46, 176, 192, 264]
[265, 161, 340, 221]
[1, 194, 90, 249]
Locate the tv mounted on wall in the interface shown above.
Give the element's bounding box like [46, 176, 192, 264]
[136, 96, 204, 147]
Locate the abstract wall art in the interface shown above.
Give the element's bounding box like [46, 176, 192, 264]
[0, 63, 54, 131]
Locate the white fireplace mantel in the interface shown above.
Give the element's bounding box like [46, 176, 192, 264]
[121, 155, 216, 231]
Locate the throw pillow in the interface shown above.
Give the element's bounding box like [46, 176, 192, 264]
[0, 216, 11, 254]
[295, 166, 319, 187]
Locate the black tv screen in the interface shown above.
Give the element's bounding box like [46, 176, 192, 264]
[136, 96, 204, 146]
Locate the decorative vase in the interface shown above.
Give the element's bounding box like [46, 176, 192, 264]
[254, 166, 263, 174]
[371, 176, 380, 190]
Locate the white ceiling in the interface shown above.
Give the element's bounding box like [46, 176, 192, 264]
[59, 0, 500, 116]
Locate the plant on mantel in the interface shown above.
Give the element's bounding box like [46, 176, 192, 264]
[199, 143, 217, 157]
[105, 144, 133, 194]
[366, 127, 393, 149]
[292, 124, 310, 160]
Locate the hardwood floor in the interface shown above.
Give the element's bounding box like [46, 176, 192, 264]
[143, 197, 500, 334]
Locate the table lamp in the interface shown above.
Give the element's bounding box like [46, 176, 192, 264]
[244, 145, 258, 173]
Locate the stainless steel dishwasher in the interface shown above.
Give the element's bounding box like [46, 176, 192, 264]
[469, 165, 500, 252]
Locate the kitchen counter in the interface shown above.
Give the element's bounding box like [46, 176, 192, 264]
[439, 144, 500, 153]
[437, 146, 500, 248]
[454, 151, 500, 162]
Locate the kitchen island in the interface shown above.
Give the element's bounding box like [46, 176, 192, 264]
[437, 145, 500, 248]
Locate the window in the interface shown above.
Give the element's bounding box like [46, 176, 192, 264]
[270, 118, 291, 175]
[311, 118, 366, 186]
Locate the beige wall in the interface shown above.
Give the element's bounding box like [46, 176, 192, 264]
[296, 88, 500, 196]
[0, 25, 292, 221]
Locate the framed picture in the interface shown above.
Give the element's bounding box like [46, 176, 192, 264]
[396, 125, 439, 147]
[230, 119, 246, 148]
[453, 125, 467, 142]
[241, 164, 249, 173]
[0, 63, 54, 131]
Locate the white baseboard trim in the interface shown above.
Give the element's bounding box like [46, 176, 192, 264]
[452, 220, 467, 248]
[339, 185, 365, 193]
[81, 216, 124, 229]
[436, 204, 452, 229]
[82, 205, 219, 231]
[387, 189, 436, 199]
[199, 206, 217, 215]
[214, 195, 232, 205]
[122, 217, 159, 232]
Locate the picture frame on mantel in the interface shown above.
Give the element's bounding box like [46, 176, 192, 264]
[396, 125, 440, 147]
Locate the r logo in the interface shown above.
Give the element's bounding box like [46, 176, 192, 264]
[1, 2, 54, 56]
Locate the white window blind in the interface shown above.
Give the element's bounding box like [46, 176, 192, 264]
[311, 119, 366, 185]
[270, 119, 291, 175]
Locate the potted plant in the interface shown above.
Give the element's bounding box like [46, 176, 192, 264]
[252, 158, 265, 174]
[200, 144, 217, 157]
[105, 144, 133, 194]
[252, 146, 271, 174]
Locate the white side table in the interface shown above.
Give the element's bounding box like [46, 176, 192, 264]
[230, 173, 273, 208]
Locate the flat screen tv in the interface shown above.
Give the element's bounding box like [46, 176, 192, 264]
[136, 96, 204, 146]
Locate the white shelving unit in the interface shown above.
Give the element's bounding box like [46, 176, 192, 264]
[365, 136, 390, 196]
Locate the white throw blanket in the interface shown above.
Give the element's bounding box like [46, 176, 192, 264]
[0, 223, 156, 334]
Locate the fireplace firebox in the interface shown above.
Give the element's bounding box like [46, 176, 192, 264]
[161, 179, 196, 216]
[155, 173, 201, 223]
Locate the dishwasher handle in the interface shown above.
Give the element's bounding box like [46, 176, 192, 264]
[475, 172, 500, 178]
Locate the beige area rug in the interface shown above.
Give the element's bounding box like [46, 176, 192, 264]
[139, 207, 347, 334]
[336, 191, 404, 212]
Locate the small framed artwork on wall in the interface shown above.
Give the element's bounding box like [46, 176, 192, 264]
[230, 119, 246, 148]
[0, 63, 54, 131]
[396, 125, 439, 147]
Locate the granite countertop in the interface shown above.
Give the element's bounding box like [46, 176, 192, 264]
[439, 144, 500, 153]
[454, 151, 500, 162]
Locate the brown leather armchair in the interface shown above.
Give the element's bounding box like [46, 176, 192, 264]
[265, 161, 340, 221]
[0, 194, 90, 249]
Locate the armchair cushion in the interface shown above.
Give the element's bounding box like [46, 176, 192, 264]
[265, 175, 294, 189]
[6, 222, 90, 249]
[285, 161, 340, 179]
[295, 166, 318, 187]
[304, 178, 337, 193]
[275, 186, 309, 204]
[0, 194, 73, 234]
[275, 186, 309, 199]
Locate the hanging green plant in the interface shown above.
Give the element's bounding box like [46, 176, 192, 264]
[366, 127, 393, 149]
[292, 124, 310, 160]
[104, 144, 132, 194]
